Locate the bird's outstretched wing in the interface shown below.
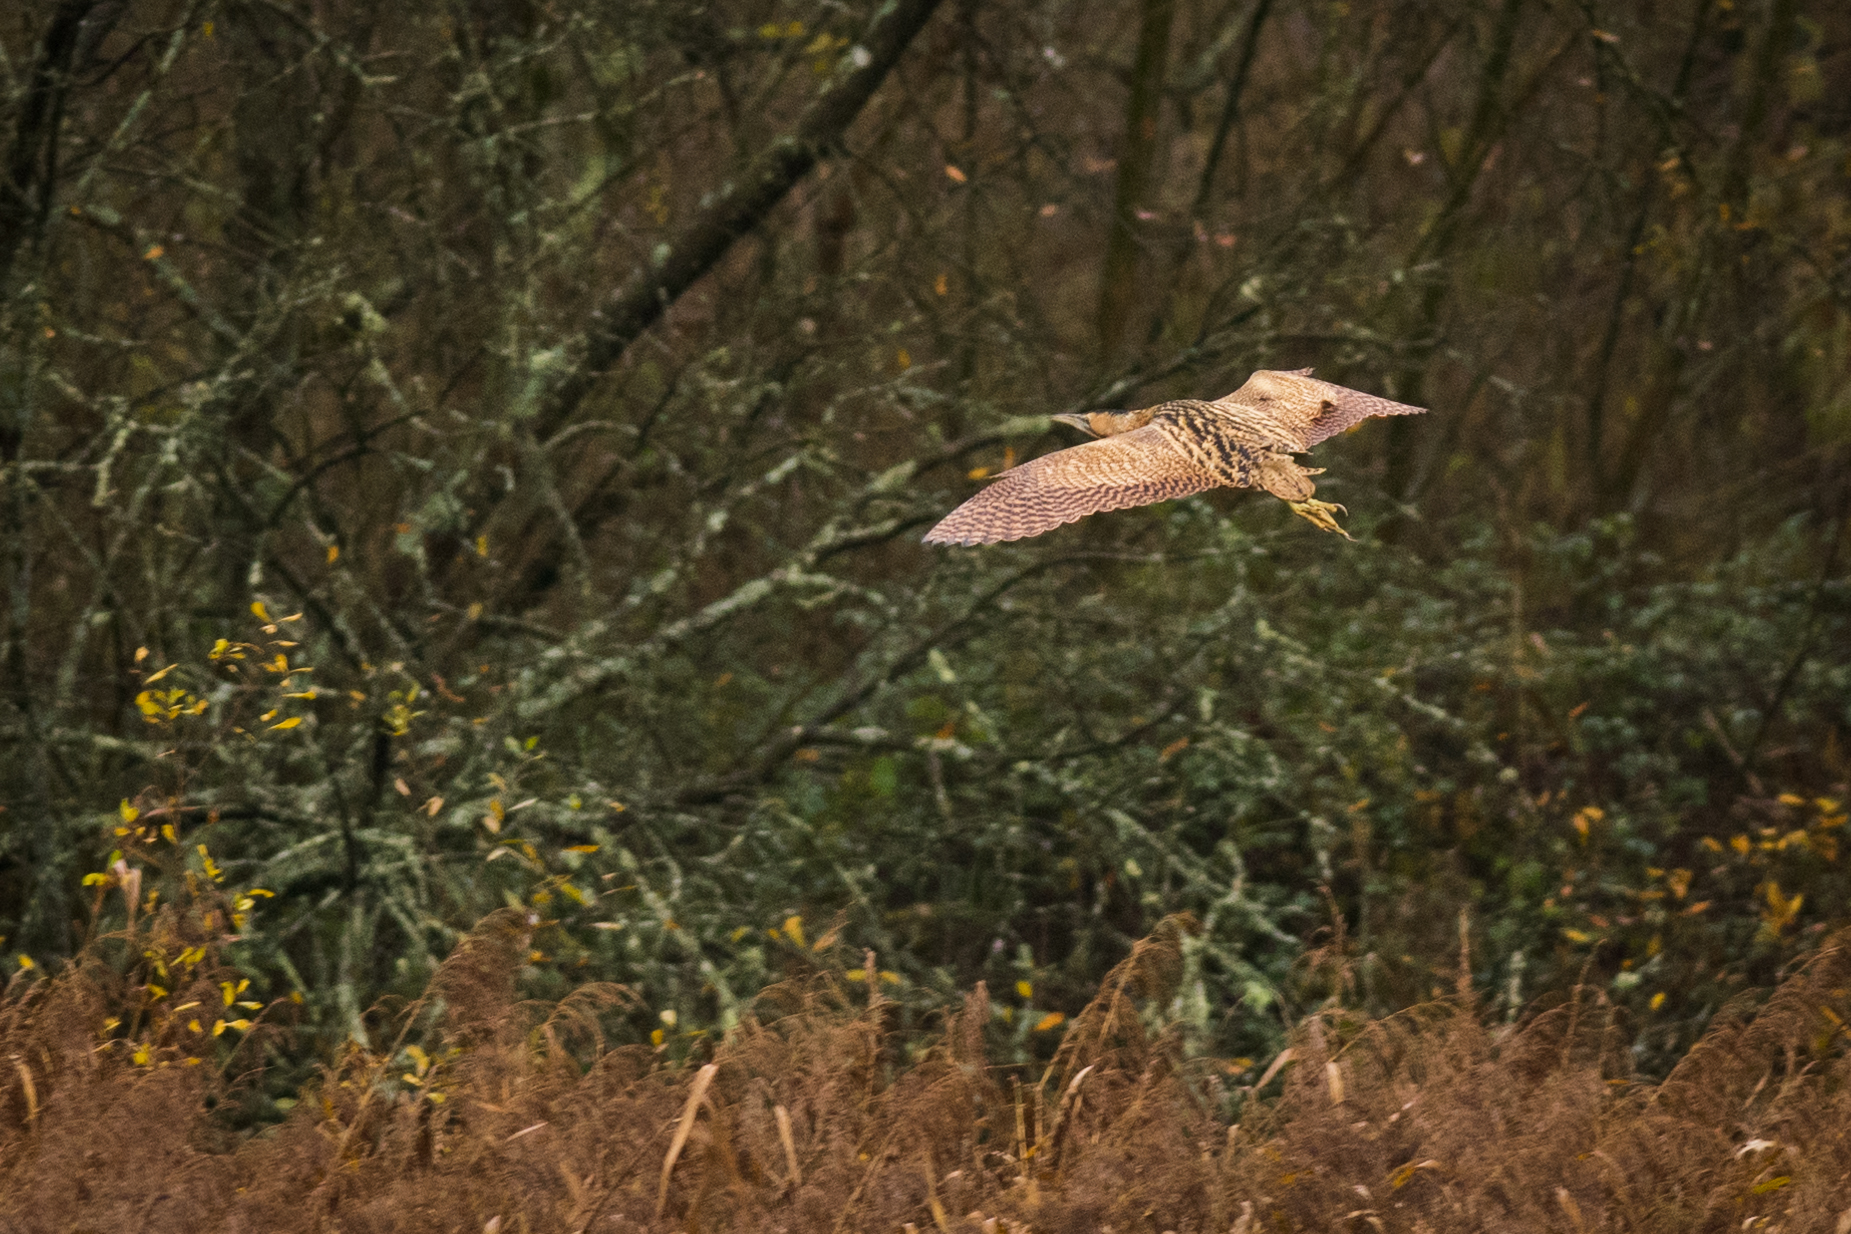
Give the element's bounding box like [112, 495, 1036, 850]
[1299, 381, 1426, 447]
[924, 426, 1220, 545]
[1217, 369, 1425, 448]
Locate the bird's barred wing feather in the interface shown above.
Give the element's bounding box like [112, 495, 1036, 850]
[924, 426, 1219, 545]
[1297, 379, 1426, 447]
[1217, 370, 1425, 448]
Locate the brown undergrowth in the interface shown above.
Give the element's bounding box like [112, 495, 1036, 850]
[3, 908, 1849, 1233]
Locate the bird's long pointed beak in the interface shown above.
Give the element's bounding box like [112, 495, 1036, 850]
[1050, 412, 1098, 436]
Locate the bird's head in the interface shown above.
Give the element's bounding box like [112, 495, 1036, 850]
[1052, 409, 1154, 438]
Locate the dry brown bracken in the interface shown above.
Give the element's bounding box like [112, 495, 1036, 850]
[923, 368, 1425, 544]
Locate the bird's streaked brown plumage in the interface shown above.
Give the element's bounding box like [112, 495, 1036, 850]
[924, 368, 1424, 545]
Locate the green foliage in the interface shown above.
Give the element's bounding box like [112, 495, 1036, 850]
[1, 0, 1848, 1087]
[11, 503, 1844, 1083]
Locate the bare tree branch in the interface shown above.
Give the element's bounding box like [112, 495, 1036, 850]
[523, 0, 949, 444]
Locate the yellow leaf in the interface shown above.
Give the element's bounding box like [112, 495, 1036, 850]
[1016, 980, 1032, 999]
[134, 646, 150, 664]
[944, 164, 967, 183]
[251, 601, 270, 621]
[475, 535, 489, 557]
[326, 544, 339, 564]
[119, 799, 140, 823]
[1388, 1159, 1441, 1189]
[1761, 881, 1802, 931]
[934, 272, 948, 296]
[15, 955, 34, 971]
[143, 663, 178, 684]
[1730, 835, 1750, 855]
[1649, 992, 1666, 1011]
[782, 915, 806, 949]
[1777, 793, 1806, 806]
[1034, 1012, 1065, 1031]
[1562, 928, 1593, 944]
[565, 844, 599, 854]
[270, 716, 302, 730]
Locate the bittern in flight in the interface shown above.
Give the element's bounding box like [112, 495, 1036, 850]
[923, 368, 1423, 545]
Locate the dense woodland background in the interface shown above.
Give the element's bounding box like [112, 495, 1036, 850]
[1, 0, 1850, 1216]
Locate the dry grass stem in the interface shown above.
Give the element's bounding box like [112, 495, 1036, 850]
[3, 910, 1850, 1232]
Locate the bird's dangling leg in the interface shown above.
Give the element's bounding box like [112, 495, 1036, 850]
[1257, 454, 1350, 537]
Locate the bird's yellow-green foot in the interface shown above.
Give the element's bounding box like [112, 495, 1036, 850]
[1287, 498, 1352, 538]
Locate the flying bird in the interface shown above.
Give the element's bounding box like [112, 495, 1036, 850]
[923, 369, 1424, 545]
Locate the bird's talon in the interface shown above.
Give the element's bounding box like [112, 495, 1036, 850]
[1288, 499, 1352, 538]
